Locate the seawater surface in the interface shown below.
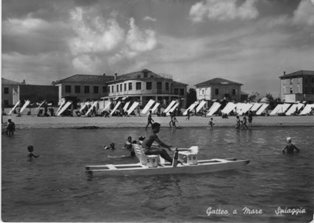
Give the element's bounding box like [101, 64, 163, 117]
[2, 127, 314, 222]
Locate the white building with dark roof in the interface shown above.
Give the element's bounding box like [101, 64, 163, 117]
[279, 70, 314, 102]
[195, 78, 242, 102]
[106, 69, 188, 107]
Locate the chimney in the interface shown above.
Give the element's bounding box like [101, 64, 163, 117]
[114, 73, 117, 80]
[283, 71, 286, 76]
[103, 73, 106, 76]
[21, 80, 26, 85]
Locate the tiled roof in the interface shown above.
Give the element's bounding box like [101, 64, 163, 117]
[195, 78, 242, 87]
[2, 77, 21, 85]
[173, 81, 188, 86]
[279, 70, 314, 79]
[54, 74, 114, 84]
[107, 69, 165, 84]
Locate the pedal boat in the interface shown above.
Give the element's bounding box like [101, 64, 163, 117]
[85, 146, 250, 176]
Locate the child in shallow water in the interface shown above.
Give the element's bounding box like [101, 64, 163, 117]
[27, 145, 39, 161]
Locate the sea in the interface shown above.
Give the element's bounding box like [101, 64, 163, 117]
[2, 126, 314, 222]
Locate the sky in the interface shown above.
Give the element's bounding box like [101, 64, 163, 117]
[2, 0, 314, 96]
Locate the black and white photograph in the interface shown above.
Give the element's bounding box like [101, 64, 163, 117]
[1, 0, 314, 222]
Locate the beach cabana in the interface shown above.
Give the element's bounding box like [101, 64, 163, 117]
[100, 101, 111, 113]
[285, 103, 304, 116]
[183, 101, 199, 115]
[57, 99, 66, 114]
[163, 100, 176, 114]
[270, 104, 291, 115]
[250, 103, 262, 112]
[256, 104, 269, 115]
[167, 102, 179, 114]
[196, 100, 206, 113]
[8, 101, 20, 115]
[221, 102, 236, 115]
[300, 104, 314, 115]
[127, 102, 139, 115]
[85, 101, 98, 116]
[151, 103, 160, 113]
[141, 99, 155, 114]
[79, 102, 89, 112]
[206, 102, 221, 116]
[235, 103, 252, 115]
[57, 101, 72, 116]
[110, 101, 121, 116]
[123, 101, 130, 112]
[20, 100, 31, 113]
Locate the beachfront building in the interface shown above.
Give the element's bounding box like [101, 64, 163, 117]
[279, 70, 314, 102]
[53, 74, 114, 102]
[2, 77, 59, 107]
[2, 78, 20, 107]
[195, 78, 242, 102]
[105, 69, 188, 108]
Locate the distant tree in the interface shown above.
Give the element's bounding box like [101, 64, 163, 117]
[186, 88, 197, 108]
[265, 93, 281, 110]
[248, 92, 260, 102]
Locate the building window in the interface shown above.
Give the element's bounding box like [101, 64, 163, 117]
[180, 89, 184, 96]
[215, 88, 219, 95]
[165, 82, 169, 91]
[116, 85, 119, 92]
[157, 82, 162, 89]
[111, 86, 114, 93]
[174, 88, 178, 94]
[75, 86, 80, 93]
[65, 85, 71, 93]
[146, 82, 152, 90]
[128, 82, 132, 90]
[94, 86, 99, 94]
[120, 84, 122, 92]
[4, 87, 9, 94]
[124, 83, 127, 91]
[102, 86, 107, 93]
[84, 86, 90, 94]
[4, 100, 9, 106]
[232, 89, 236, 95]
[202, 89, 205, 95]
[290, 88, 293, 94]
[136, 82, 141, 90]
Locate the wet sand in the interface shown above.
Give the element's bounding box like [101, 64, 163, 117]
[2, 114, 314, 129]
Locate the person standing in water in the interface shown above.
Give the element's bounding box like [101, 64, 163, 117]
[145, 110, 154, 130]
[282, 137, 300, 154]
[27, 145, 39, 161]
[209, 117, 215, 128]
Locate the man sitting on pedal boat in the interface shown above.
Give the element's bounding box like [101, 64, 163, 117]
[142, 122, 173, 164]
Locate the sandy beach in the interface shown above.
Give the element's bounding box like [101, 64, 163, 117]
[2, 114, 314, 129]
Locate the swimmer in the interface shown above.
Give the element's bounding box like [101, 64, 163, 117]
[104, 143, 115, 151]
[282, 137, 300, 154]
[27, 145, 39, 161]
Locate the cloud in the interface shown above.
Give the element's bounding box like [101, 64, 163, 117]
[125, 18, 157, 55]
[189, 0, 259, 22]
[293, 0, 314, 26]
[2, 52, 73, 84]
[2, 16, 70, 54]
[143, 16, 157, 22]
[68, 7, 157, 72]
[69, 7, 125, 55]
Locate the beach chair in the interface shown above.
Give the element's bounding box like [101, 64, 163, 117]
[132, 144, 161, 168]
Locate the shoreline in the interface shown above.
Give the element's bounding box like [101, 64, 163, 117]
[2, 115, 314, 129]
